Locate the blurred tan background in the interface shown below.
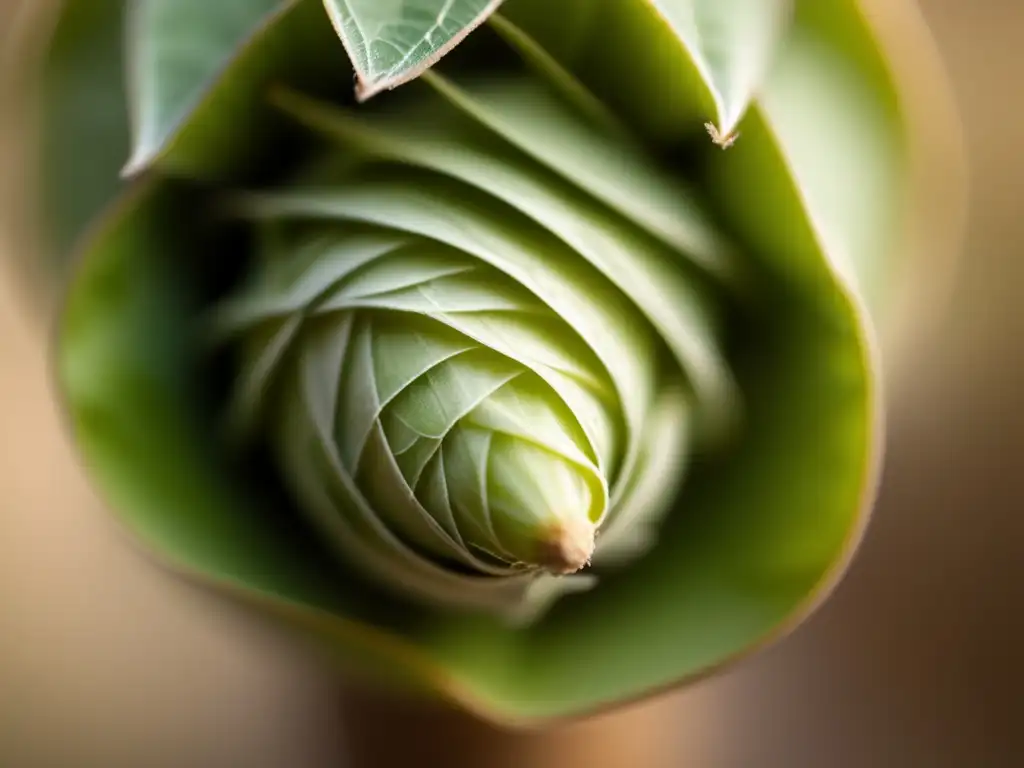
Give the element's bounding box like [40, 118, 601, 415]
[2, 0, 1022, 765]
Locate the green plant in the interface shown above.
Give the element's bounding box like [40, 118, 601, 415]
[33, 0, 961, 725]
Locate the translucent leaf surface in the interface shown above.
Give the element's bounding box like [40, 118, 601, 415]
[322, 0, 504, 100]
[752, 1, 904, 309]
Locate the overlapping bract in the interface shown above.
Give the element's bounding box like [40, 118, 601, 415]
[211, 27, 739, 619]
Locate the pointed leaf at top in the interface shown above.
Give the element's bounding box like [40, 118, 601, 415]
[648, 0, 791, 140]
[124, 0, 290, 176]
[321, 0, 504, 101]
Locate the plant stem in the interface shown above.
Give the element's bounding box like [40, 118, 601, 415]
[338, 688, 682, 768]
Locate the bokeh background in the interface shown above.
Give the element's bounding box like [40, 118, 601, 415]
[1, 0, 1020, 765]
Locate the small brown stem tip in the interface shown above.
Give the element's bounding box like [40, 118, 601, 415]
[536, 517, 596, 575]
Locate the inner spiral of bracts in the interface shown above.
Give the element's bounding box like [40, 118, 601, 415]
[212, 22, 742, 621]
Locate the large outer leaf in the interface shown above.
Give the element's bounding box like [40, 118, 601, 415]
[322, 0, 504, 100]
[832, 0, 967, 362]
[60, 162, 872, 725]
[50, 0, 962, 726]
[713, 1, 904, 315]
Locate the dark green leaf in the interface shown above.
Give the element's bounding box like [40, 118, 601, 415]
[40, 0, 130, 266]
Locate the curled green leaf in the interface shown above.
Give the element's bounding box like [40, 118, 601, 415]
[37, 0, 962, 726]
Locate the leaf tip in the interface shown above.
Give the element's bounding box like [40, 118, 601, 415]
[536, 518, 596, 575]
[353, 70, 421, 103]
[705, 122, 740, 150]
[352, 74, 377, 103]
[120, 148, 151, 180]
